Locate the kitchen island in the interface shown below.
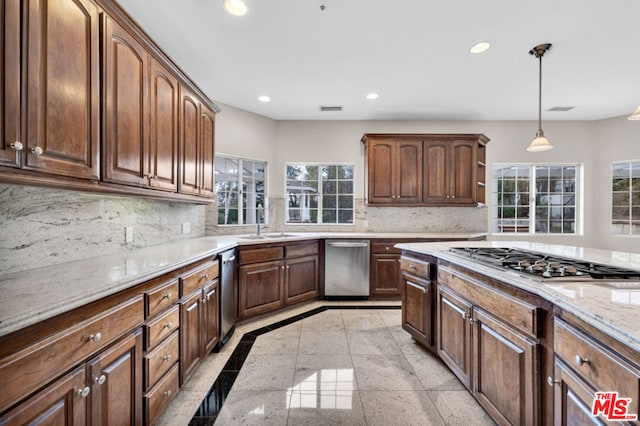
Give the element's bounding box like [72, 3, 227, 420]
[396, 241, 640, 425]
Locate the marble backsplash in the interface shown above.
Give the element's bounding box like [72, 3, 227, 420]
[0, 184, 206, 274]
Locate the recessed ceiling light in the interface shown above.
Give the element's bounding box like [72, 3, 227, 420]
[366, 93, 379, 100]
[258, 95, 271, 103]
[469, 42, 491, 54]
[224, 0, 248, 16]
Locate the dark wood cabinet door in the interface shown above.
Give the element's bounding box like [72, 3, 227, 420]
[401, 274, 431, 347]
[368, 140, 395, 204]
[24, 0, 100, 179]
[285, 255, 319, 305]
[149, 59, 178, 192]
[0, 365, 87, 425]
[371, 254, 402, 297]
[449, 140, 476, 204]
[396, 140, 422, 204]
[200, 106, 215, 197]
[202, 280, 219, 355]
[87, 330, 142, 426]
[179, 290, 202, 385]
[179, 88, 200, 195]
[0, 0, 21, 168]
[472, 308, 538, 426]
[238, 260, 284, 318]
[437, 286, 472, 388]
[423, 140, 449, 204]
[103, 16, 149, 187]
[553, 358, 603, 426]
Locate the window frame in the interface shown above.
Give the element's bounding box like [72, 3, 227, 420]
[491, 163, 583, 235]
[284, 162, 356, 225]
[215, 154, 268, 226]
[611, 159, 640, 237]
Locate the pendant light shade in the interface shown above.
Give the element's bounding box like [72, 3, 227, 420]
[527, 43, 553, 152]
[224, 0, 248, 16]
[629, 105, 640, 120]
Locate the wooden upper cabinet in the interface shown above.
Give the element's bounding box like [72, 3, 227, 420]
[103, 16, 149, 187]
[24, 0, 100, 179]
[149, 59, 178, 192]
[366, 137, 422, 205]
[363, 133, 489, 207]
[0, 0, 21, 169]
[200, 106, 216, 197]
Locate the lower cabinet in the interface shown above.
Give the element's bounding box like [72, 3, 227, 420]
[400, 254, 434, 348]
[238, 260, 284, 318]
[285, 255, 319, 305]
[371, 242, 403, 298]
[436, 266, 540, 426]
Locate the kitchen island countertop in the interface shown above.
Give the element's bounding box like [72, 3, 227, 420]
[395, 240, 640, 354]
[0, 232, 485, 337]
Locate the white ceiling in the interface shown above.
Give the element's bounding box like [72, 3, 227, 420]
[117, 0, 640, 121]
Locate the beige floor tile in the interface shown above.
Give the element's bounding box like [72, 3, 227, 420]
[213, 390, 291, 426]
[428, 390, 496, 425]
[250, 331, 301, 354]
[405, 353, 466, 391]
[346, 329, 403, 355]
[301, 310, 345, 330]
[342, 311, 388, 330]
[360, 390, 446, 426]
[286, 390, 366, 426]
[294, 355, 357, 392]
[233, 354, 297, 391]
[298, 330, 350, 355]
[352, 354, 423, 390]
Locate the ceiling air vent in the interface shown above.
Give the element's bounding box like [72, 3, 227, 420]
[547, 106, 575, 112]
[320, 105, 343, 112]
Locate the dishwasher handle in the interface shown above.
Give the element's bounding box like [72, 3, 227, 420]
[222, 256, 236, 264]
[326, 241, 369, 248]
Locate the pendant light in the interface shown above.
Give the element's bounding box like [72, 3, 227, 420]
[224, 0, 248, 16]
[629, 105, 640, 120]
[527, 43, 553, 152]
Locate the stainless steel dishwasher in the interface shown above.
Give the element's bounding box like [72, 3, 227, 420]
[217, 249, 236, 350]
[324, 240, 370, 298]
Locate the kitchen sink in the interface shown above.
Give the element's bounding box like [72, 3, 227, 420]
[238, 233, 298, 240]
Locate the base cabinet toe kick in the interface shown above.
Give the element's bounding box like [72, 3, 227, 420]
[400, 250, 640, 426]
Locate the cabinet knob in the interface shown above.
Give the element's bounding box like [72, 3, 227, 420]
[385, 246, 390, 251]
[163, 390, 172, 398]
[468, 317, 476, 325]
[95, 374, 106, 385]
[10, 141, 23, 151]
[88, 332, 102, 342]
[162, 292, 172, 300]
[77, 386, 91, 398]
[31, 146, 44, 156]
[547, 376, 560, 386]
[451, 195, 455, 199]
[163, 322, 173, 329]
[409, 264, 416, 270]
[446, 195, 450, 199]
[162, 355, 172, 362]
[574, 355, 591, 366]
[200, 273, 209, 281]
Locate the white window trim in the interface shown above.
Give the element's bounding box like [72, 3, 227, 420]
[284, 162, 356, 225]
[491, 162, 584, 236]
[216, 154, 268, 226]
[611, 159, 640, 237]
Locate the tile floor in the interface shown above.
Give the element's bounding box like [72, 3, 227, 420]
[156, 303, 495, 425]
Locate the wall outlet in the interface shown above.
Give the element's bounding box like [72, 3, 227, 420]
[125, 226, 134, 243]
[182, 222, 191, 234]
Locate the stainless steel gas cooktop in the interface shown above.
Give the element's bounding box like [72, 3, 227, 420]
[448, 247, 640, 281]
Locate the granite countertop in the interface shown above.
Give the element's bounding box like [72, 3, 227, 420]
[0, 232, 486, 337]
[395, 241, 640, 354]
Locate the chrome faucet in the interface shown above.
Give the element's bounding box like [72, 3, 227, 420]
[256, 204, 265, 236]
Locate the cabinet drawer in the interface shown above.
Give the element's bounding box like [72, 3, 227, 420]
[438, 266, 539, 337]
[0, 296, 144, 413]
[145, 305, 179, 350]
[144, 330, 179, 390]
[285, 242, 318, 258]
[145, 279, 179, 318]
[554, 319, 640, 406]
[181, 260, 219, 296]
[400, 257, 430, 278]
[144, 363, 179, 425]
[371, 242, 402, 255]
[238, 246, 284, 264]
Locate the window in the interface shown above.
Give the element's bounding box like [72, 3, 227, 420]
[612, 161, 640, 235]
[492, 164, 580, 234]
[285, 164, 354, 224]
[215, 156, 267, 225]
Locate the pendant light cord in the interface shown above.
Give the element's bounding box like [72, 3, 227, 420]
[538, 54, 543, 133]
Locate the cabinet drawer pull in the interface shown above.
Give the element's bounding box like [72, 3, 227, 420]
[163, 322, 173, 329]
[406, 281, 426, 293]
[95, 374, 106, 385]
[574, 355, 591, 366]
[31, 146, 43, 156]
[468, 317, 476, 325]
[88, 332, 102, 342]
[200, 273, 209, 281]
[163, 390, 172, 398]
[461, 312, 468, 320]
[161, 292, 172, 300]
[77, 386, 91, 398]
[409, 264, 416, 270]
[162, 355, 172, 362]
[547, 376, 560, 386]
[10, 141, 23, 151]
